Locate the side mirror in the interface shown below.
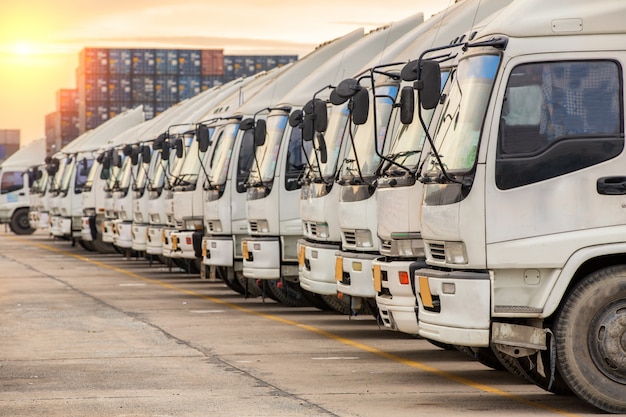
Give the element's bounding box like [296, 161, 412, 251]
[131, 145, 140, 165]
[352, 88, 369, 125]
[123, 144, 133, 157]
[329, 89, 347, 105]
[239, 118, 255, 131]
[112, 150, 122, 168]
[81, 158, 88, 171]
[313, 99, 327, 133]
[302, 114, 314, 142]
[400, 86, 415, 125]
[289, 109, 303, 128]
[336, 78, 361, 100]
[141, 145, 151, 164]
[418, 60, 441, 110]
[197, 125, 211, 152]
[401, 60, 419, 81]
[153, 137, 163, 150]
[161, 141, 170, 160]
[174, 137, 184, 158]
[317, 134, 328, 164]
[34, 168, 42, 180]
[254, 119, 266, 147]
[102, 151, 112, 169]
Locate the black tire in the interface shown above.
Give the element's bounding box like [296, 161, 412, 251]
[300, 289, 333, 311]
[266, 279, 311, 307]
[494, 349, 571, 395]
[234, 271, 264, 298]
[455, 345, 505, 371]
[78, 239, 96, 252]
[555, 266, 626, 413]
[320, 294, 353, 314]
[217, 267, 246, 295]
[10, 208, 34, 235]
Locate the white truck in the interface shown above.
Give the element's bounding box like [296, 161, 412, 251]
[0, 138, 45, 235]
[201, 29, 365, 301]
[28, 162, 49, 230]
[372, 0, 511, 336]
[78, 106, 145, 253]
[241, 13, 425, 309]
[167, 75, 281, 269]
[409, 0, 626, 412]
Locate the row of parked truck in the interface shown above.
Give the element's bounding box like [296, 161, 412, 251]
[2, 0, 624, 412]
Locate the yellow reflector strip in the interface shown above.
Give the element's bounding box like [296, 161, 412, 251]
[335, 257, 343, 281]
[418, 276, 434, 308]
[373, 264, 382, 292]
[298, 245, 305, 266]
[242, 241, 249, 259]
[172, 235, 178, 250]
[201, 241, 207, 258]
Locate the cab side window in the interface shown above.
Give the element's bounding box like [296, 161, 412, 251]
[496, 61, 623, 190]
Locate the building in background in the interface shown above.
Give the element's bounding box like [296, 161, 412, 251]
[0, 130, 20, 164]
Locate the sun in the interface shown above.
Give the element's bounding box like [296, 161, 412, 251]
[13, 41, 35, 56]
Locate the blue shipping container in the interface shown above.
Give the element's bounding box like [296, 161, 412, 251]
[178, 76, 201, 100]
[132, 49, 156, 74]
[109, 49, 132, 74]
[155, 49, 178, 74]
[132, 75, 155, 102]
[84, 75, 109, 102]
[80, 48, 109, 75]
[109, 76, 132, 102]
[155, 75, 178, 102]
[178, 50, 201, 75]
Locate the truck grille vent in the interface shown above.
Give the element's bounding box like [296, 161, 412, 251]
[429, 242, 446, 261]
[343, 230, 356, 246]
[249, 221, 258, 232]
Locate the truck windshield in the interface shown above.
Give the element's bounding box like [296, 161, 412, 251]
[339, 84, 399, 181]
[176, 128, 214, 188]
[32, 169, 48, 195]
[385, 72, 450, 172]
[248, 114, 288, 184]
[309, 102, 349, 180]
[427, 54, 500, 174]
[206, 123, 239, 187]
[50, 158, 68, 193]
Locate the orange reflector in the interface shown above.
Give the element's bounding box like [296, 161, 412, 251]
[399, 271, 409, 285]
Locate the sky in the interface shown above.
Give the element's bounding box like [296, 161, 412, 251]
[0, 0, 453, 147]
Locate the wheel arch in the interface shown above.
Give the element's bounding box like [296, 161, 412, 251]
[543, 242, 626, 320]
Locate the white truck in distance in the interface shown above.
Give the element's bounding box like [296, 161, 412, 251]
[0, 138, 45, 235]
[410, 0, 626, 412]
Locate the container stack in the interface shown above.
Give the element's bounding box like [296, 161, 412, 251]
[44, 89, 79, 155]
[0, 130, 21, 164]
[75, 47, 297, 134]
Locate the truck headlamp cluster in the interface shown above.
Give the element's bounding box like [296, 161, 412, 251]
[355, 229, 373, 248]
[184, 218, 203, 231]
[445, 241, 468, 265]
[315, 222, 329, 239]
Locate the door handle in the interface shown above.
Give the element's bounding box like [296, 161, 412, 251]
[597, 176, 626, 195]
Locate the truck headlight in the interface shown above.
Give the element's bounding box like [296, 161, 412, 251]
[445, 241, 468, 265]
[83, 208, 96, 217]
[119, 211, 128, 221]
[184, 218, 203, 231]
[355, 229, 373, 248]
[255, 219, 269, 233]
[315, 222, 329, 239]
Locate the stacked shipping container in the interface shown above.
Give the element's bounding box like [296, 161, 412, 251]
[0, 130, 21, 163]
[45, 89, 79, 155]
[76, 47, 297, 133]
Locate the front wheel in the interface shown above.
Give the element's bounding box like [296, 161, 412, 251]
[10, 208, 34, 235]
[555, 266, 626, 413]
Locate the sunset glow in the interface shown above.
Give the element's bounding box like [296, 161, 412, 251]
[0, 0, 453, 146]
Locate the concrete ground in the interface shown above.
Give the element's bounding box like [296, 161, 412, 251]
[0, 229, 602, 416]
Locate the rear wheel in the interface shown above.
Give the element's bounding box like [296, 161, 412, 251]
[78, 239, 96, 252]
[10, 208, 34, 235]
[555, 266, 626, 413]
